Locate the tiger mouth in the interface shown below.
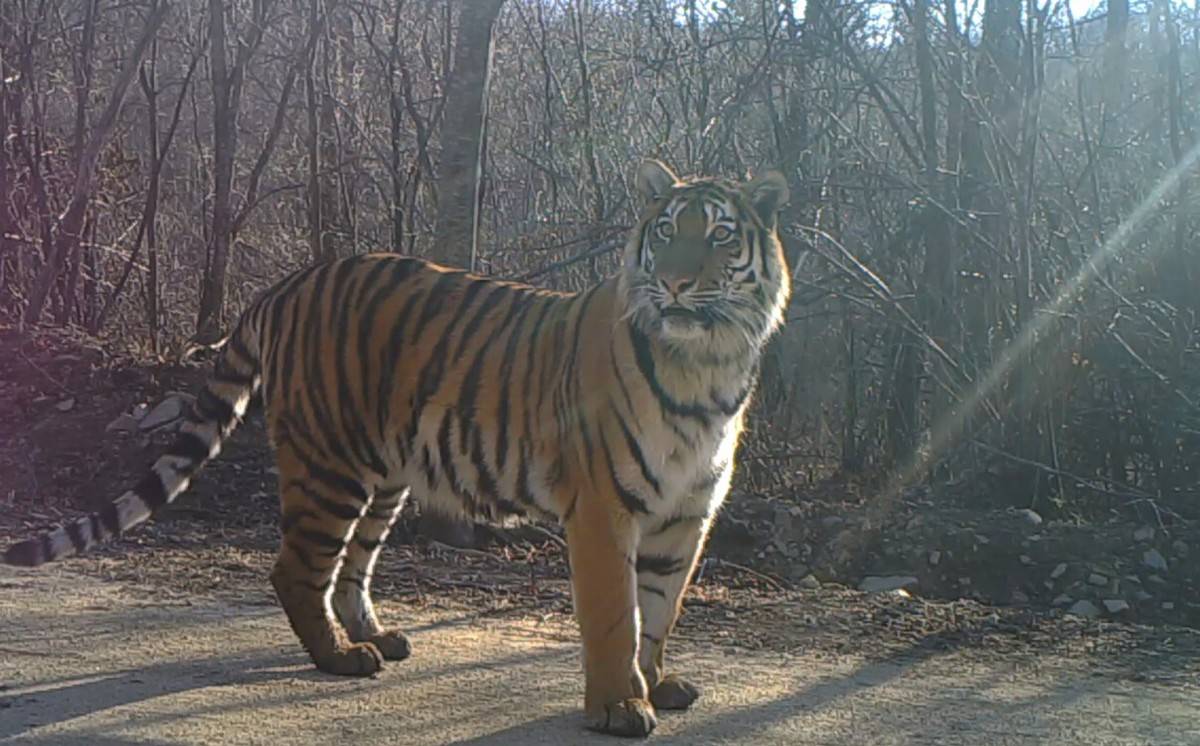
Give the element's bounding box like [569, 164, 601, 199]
[659, 306, 715, 330]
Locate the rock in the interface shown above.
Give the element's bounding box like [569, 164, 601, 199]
[105, 414, 140, 433]
[820, 516, 844, 529]
[799, 574, 821, 590]
[1050, 562, 1068, 580]
[1102, 599, 1130, 614]
[859, 576, 918, 593]
[1134, 590, 1153, 602]
[1067, 600, 1101, 619]
[139, 395, 190, 431]
[1011, 590, 1029, 604]
[1147, 574, 1166, 585]
[1019, 554, 1033, 566]
[1052, 594, 1074, 606]
[131, 402, 150, 421]
[1162, 601, 1176, 611]
[55, 397, 76, 412]
[928, 550, 941, 567]
[1133, 525, 1155, 542]
[1087, 573, 1108, 587]
[1014, 508, 1042, 526]
[1142, 548, 1169, 573]
[1172, 540, 1189, 557]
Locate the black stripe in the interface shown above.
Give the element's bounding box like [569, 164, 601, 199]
[376, 288, 426, 442]
[638, 583, 667, 600]
[458, 289, 522, 453]
[99, 503, 122, 535]
[641, 631, 663, 644]
[562, 491, 579, 522]
[89, 512, 105, 540]
[290, 445, 369, 504]
[134, 473, 169, 511]
[281, 508, 319, 533]
[616, 410, 660, 496]
[287, 480, 363, 521]
[165, 432, 212, 463]
[66, 520, 88, 552]
[651, 513, 704, 535]
[636, 554, 685, 576]
[494, 294, 540, 471]
[354, 536, 381, 552]
[628, 323, 713, 426]
[358, 258, 421, 440]
[195, 387, 235, 425]
[598, 424, 649, 515]
[436, 409, 466, 506]
[227, 329, 257, 368]
[298, 527, 347, 552]
[421, 445, 437, 488]
[338, 573, 366, 589]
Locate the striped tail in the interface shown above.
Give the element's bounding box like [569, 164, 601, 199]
[4, 321, 262, 567]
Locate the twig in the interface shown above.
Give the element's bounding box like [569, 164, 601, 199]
[710, 558, 789, 592]
[18, 348, 71, 395]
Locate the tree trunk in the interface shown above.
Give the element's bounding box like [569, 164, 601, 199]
[196, 0, 275, 341]
[432, 0, 505, 272]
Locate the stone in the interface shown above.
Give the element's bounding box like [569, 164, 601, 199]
[859, 576, 918, 593]
[1162, 602, 1176, 611]
[1134, 591, 1153, 602]
[1019, 555, 1033, 566]
[55, 397, 75, 412]
[1142, 548, 1169, 573]
[1087, 573, 1108, 587]
[105, 414, 140, 433]
[139, 395, 189, 431]
[1011, 590, 1029, 604]
[1133, 525, 1155, 542]
[1172, 540, 1189, 557]
[799, 574, 821, 590]
[1052, 594, 1074, 606]
[1102, 599, 1130, 614]
[928, 550, 941, 567]
[1067, 600, 1101, 619]
[1050, 563, 1068, 580]
[1014, 508, 1042, 526]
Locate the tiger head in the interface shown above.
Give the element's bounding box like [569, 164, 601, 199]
[622, 160, 791, 353]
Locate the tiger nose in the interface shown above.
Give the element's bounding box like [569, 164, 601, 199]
[661, 276, 697, 295]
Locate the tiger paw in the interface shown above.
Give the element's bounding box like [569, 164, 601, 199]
[586, 698, 658, 738]
[314, 641, 384, 677]
[650, 674, 700, 711]
[368, 629, 412, 661]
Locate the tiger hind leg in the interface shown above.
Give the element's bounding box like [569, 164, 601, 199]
[332, 486, 412, 661]
[270, 443, 382, 676]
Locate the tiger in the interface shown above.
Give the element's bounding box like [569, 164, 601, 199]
[4, 160, 790, 737]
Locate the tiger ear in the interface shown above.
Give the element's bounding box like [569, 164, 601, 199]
[635, 159, 678, 202]
[744, 170, 790, 225]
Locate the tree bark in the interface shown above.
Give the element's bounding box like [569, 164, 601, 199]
[432, 0, 504, 272]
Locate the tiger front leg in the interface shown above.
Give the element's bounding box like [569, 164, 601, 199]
[636, 514, 711, 711]
[564, 495, 657, 737]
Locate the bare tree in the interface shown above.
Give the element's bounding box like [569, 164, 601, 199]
[432, 0, 504, 271]
[24, 1, 169, 327]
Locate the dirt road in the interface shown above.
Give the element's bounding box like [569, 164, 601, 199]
[1, 565, 1198, 746]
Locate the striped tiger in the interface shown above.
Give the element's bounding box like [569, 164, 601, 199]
[4, 160, 790, 737]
